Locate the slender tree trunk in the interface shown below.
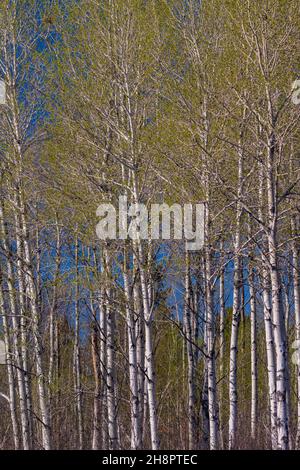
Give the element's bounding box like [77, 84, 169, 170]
[201, 365, 209, 449]
[266, 132, 289, 450]
[0, 204, 31, 450]
[99, 286, 108, 450]
[133, 267, 145, 446]
[123, 245, 141, 449]
[248, 263, 257, 440]
[292, 218, 300, 448]
[132, 177, 159, 450]
[260, 262, 278, 448]
[183, 248, 197, 449]
[5, 39, 51, 446]
[268, 232, 289, 449]
[73, 237, 84, 449]
[104, 248, 119, 450]
[228, 250, 241, 449]
[228, 145, 243, 450]
[204, 215, 218, 450]
[20, 200, 51, 449]
[91, 317, 101, 450]
[259, 161, 278, 449]
[48, 220, 60, 411]
[0, 277, 20, 449]
[14, 208, 33, 448]
[219, 240, 225, 449]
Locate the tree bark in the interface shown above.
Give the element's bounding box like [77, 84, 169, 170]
[123, 244, 141, 449]
[0, 275, 20, 449]
[292, 218, 300, 448]
[248, 264, 257, 440]
[228, 144, 243, 450]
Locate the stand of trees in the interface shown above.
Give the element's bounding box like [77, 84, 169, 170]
[0, 0, 300, 450]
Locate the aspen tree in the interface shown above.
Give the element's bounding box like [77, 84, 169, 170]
[0, 272, 20, 449]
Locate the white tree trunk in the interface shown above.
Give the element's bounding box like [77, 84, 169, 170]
[104, 248, 119, 450]
[201, 365, 209, 449]
[228, 148, 243, 450]
[292, 219, 300, 448]
[0, 280, 20, 449]
[123, 245, 141, 449]
[248, 265, 257, 440]
[48, 220, 60, 409]
[183, 249, 197, 449]
[0, 204, 31, 449]
[5, 37, 51, 446]
[132, 178, 159, 450]
[204, 221, 218, 450]
[219, 240, 225, 449]
[91, 315, 101, 450]
[266, 134, 289, 449]
[73, 238, 84, 449]
[133, 269, 146, 445]
[20, 199, 52, 449]
[99, 286, 108, 450]
[258, 162, 278, 449]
